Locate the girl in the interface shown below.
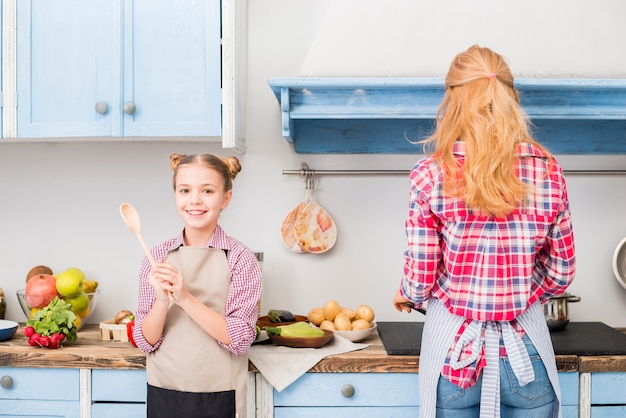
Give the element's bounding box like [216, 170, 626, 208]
[133, 154, 262, 418]
[393, 45, 576, 417]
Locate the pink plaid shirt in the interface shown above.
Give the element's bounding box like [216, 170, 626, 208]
[133, 225, 262, 356]
[401, 141, 575, 388]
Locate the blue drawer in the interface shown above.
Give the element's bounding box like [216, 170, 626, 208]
[92, 369, 147, 402]
[0, 367, 79, 400]
[591, 372, 626, 404]
[274, 373, 419, 407]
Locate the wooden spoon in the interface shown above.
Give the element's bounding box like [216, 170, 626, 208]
[119, 203, 173, 301]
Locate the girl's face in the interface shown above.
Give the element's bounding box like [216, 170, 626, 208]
[174, 163, 232, 235]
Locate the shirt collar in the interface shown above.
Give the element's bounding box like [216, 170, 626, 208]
[166, 224, 229, 252]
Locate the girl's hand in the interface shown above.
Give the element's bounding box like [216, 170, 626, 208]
[393, 290, 413, 313]
[150, 262, 189, 303]
[148, 265, 172, 302]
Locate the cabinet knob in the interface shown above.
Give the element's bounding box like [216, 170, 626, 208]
[340, 384, 355, 398]
[95, 101, 108, 114]
[123, 101, 137, 115]
[0, 375, 13, 389]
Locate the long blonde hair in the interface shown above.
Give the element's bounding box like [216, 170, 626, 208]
[423, 45, 550, 217]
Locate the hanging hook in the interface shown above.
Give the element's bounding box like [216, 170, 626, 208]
[299, 163, 315, 190]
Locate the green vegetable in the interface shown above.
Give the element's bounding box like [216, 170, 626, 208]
[27, 297, 78, 342]
[265, 321, 325, 338]
[267, 309, 295, 323]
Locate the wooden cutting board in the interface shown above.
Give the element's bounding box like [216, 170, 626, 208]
[377, 321, 626, 356]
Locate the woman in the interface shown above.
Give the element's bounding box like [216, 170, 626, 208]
[393, 45, 576, 417]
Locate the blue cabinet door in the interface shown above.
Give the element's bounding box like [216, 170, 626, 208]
[121, 0, 222, 137]
[17, 0, 221, 139]
[17, 0, 116, 138]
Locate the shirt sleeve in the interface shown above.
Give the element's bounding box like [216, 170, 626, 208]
[132, 256, 163, 353]
[221, 246, 262, 356]
[535, 175, 576, 300]
[400, 167, 442, 308]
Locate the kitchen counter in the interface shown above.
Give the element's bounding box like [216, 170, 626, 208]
[2, 324, 625, 373]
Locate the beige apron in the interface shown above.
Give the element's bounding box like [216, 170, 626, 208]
[147, 247, 248, 417]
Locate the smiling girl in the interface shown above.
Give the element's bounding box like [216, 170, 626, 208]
[132, 154, 262, 418]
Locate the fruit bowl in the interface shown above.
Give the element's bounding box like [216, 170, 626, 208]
[0, 319, 19, 342]
[16, 289, 100, 331]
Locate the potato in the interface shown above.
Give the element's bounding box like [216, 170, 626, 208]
[356, 304, 375, 322]
[323, 300, 342, 321]
[308, 307, 325, 326]
[352, 318, 372, 330]
[334, 312, 353, 330]
[320, 320, 336, 331]
[341, 307, 357, 321]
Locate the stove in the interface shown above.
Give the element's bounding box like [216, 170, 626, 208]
[377, 321, 626, 356]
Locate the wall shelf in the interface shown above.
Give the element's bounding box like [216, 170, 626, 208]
[268, 77, 626, 154]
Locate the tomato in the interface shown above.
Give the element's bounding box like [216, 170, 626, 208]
[126, 320, 138, 348]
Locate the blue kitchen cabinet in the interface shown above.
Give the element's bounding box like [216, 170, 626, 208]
[274, 372, 420, 417]
[91, 369, 147, 417]
[272, 372, 578, 417]
[16, 0, 221, 139]
[560, 372, 579, 418]
[590, 372, 626, 417]
[0, 367, 80, 417]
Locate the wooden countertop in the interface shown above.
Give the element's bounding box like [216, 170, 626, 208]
[0, 324, 623, 373]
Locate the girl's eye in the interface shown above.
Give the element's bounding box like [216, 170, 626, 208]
[178, 188, 189, 194]
[203, 189, 214, 194]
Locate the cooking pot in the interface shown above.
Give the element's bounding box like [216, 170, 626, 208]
[543, 293, 581, 332]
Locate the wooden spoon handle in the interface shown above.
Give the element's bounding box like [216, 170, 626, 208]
[135, 232, 173, 302]
[135, 232, 156, 267]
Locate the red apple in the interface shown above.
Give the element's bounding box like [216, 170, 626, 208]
[25, 274, 58, 308]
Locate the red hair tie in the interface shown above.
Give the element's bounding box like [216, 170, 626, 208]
[487, 73, 497, 80]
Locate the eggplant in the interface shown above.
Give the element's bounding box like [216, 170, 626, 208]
[267, 309, 295, 323]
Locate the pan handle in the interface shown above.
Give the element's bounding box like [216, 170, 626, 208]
[403, 302, 427, 315]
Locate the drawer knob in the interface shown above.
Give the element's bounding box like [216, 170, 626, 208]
[95, 101, 108, 114]
[341, 384, 355, 398]
[0, 375, 13, 389]
[123, 101, 137, 115]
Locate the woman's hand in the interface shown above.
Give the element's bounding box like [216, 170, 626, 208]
[393, 289, 413, 313]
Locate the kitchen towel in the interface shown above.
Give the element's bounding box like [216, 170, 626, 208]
[248, 335, 369, 392]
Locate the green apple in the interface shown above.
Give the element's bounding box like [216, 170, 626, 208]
[65, 293, 89, 314]
[65, 267, 86, 282]
[55, 269, 84, 297]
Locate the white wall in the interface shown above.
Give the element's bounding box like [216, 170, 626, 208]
[2, 0, 626, 329]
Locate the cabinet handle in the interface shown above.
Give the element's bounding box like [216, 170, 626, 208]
[95, 101, 108, 114]
[0, 375, 13, 389]
[123, 101, 137, 115]
[341, 384, 355, 398]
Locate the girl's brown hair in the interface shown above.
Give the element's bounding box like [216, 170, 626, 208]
[169, 154, 242, 191]
[423, 45, 551, 217]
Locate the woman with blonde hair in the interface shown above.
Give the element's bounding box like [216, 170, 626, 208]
[393, 45, 576, 417]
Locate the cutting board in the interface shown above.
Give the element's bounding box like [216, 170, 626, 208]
[377, 321, 626, 356]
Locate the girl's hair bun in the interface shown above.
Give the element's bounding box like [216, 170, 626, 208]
[170, 153, 187, 170]
[221, 156, 242, 180]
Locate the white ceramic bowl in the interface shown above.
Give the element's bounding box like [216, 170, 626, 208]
[613, 237, 626, 290]
[333, 323, 377, 342]
[0, 319, 19, 342]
